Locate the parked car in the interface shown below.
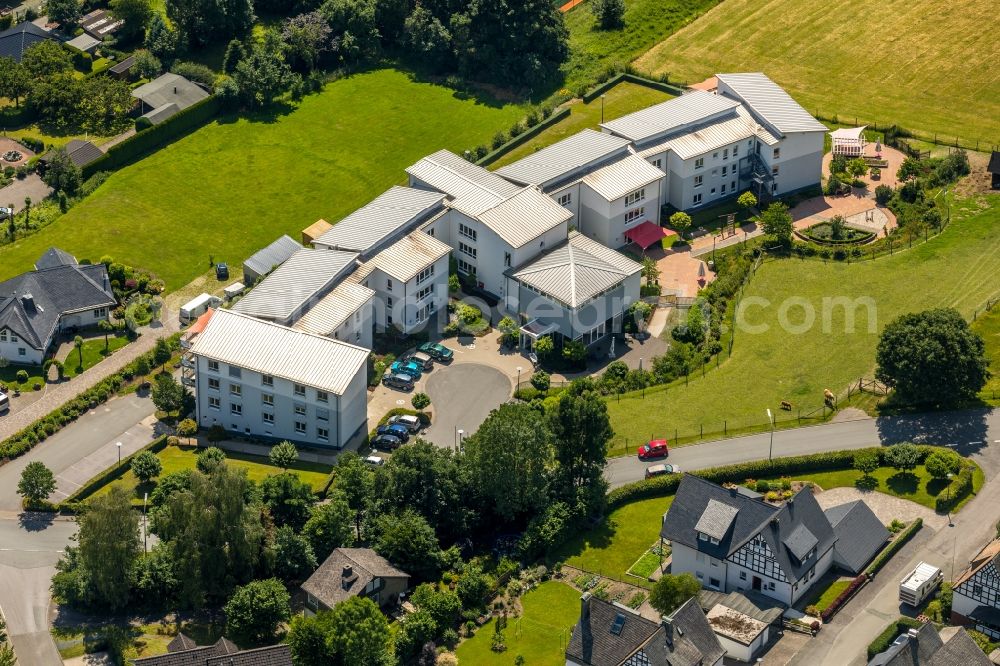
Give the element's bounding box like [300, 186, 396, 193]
[0, 391, 9, 413]
[645, 463, 681, 478]
[377, 424, 410, 442]
[388, 414, 421, 433]
[0, 207, 12, 219]
[418, 341, 454, 362]
[364, 455, 386, 466]
[405, 351, 434, 371]
[215, 262, 229, 280]
[637, 439, 669, 460]
[371, 433, 403, 450]
[390, 360, 422, 379]
[383, 373, 414, 391]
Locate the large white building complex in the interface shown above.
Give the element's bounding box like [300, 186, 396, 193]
[186, 72, 823, 448]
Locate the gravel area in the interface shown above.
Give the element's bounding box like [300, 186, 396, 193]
[813, 487, 947, 530]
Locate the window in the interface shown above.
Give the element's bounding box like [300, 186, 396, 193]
[459, 242, 477, 258]
[713, 152, 719, 159]
[94, 307, 107, 318]
[17, 347, 24, 356]
[295, 421, 306, 434]
[295, 403, 306, 416]
[317, 390, 328, 403]
[317, 409, 329, 422]
[459, 223, 477, 241]
[721, 184, 727, 194]
[709, 577, 721, 589]
[772, 165, 780, 176]
[693, 193, 702, 205]
[731, 181, 736, 191]
[294, 383, 306, 396]
[386, 296, 393, 309]
[208, 396, 220, 410]
[694, 175, 703, 188]
[772, 182, 778, 193]
[557, 192, 572, 206]
[263, 412, 274, 424]
[416, 285, 432, 302]
[457, 259, 476, 275]
[723, 148, 729, 159]
[698, 532, 708, 542]
[386, 278, 393, 292]
[696, 572, 704, 580]
[624, 207, 644, 225]
[710, 187, 716, 194]
[228, 366, 241, 378]
[0, 330, 5, 342]
[651, 158, 662, 170]
[625, 188, 645, 206]
[733, 145, 739, 156]
[262, 374, 273, 387]
[504, 252, 511, 268]
[427, 227, 434, 237]
[317, 427, 329, 441]
[722, 165, 727, 177]
[739, 571, 747, 581]
[208, 378, 220, 391]
[695, 157, 704, 169]
[773, 148, 780, 159]
[230, 403, 242, 415]
[768, 582, 776, 591]
[229, 383, 243, 396]
[974, 585, 984, 596]
[416, 265, 434, 284]
[208, 360, 219, 372]
[710, 536, 719, 545]
[262, 393, 273, 406]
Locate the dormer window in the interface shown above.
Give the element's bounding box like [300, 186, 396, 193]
[697, 532, 720, 545]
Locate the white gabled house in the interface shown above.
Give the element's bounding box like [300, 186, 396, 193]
[951, 538, 1000, 639]
[577, 154, 666, 249]
[190, 309, 369, 449]
[293, 281, 375, 349]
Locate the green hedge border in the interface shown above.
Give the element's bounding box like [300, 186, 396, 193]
[60, 435, 170, 509]
[935, 462, 975, 512]
[582, 72, 686, 103]
[476, 107, 571, 168]
[867, 617, 924, 659]
[864, 518, 923, 577]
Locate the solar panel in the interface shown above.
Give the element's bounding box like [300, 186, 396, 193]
[610, 613, 626, 635]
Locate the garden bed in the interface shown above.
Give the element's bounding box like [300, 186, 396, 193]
[626, 543, 669, 580]
[796, 221, 876, 245]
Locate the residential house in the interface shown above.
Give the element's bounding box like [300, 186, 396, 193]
[697, 589, 785, 663]
[565, 593, 725, 666]
[132, 635, 292, 666]
[951, 538, 1000, 639]
[301, 548, 409, 614]
[504, 230, 641, 350]
[577, 154, 667, 249]
[231, 248, 358, 326]
[242, 234, 302, 285]
[406, 149, 571, 298]
[0, 249, 115, 365]
[79, 9, 123, 40]
[189, 309, 369, 449]
[0, 22, 58, 63]
[661, 475, 837, 606]
[824, 499, 890, 574]
[132, 73, 210, 125]
[41, 139, 104, 169]
[867, 623, 991, 666]
[293, 281, 375, 348]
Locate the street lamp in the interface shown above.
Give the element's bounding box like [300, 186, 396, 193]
[765, 410, 774, 461]
[639, 357, 644, 398]
[946, 472, 954, 526]
[600, 94, 606, 123]
[457, 429, 464, 453]
[116, 441, 122, 467]
[516, 366, 523, 390]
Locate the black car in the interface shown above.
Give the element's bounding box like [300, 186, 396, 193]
[215, 262, 229, 280]
[383, 373, 414, 391]
[376, 424, 410, 442]
[371, 433, 403, 450]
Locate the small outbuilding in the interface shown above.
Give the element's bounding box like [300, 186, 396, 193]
[65, 32, 100, 54]
[108, 54, 136, 80]
[132, 73, 210, 123]
[242, 234, 301, 284]
[988, 151, 1000, 190]
[830, 126, 868, 157]
[301, 548, 409, 614]
[301, 219, 333, 247]
[41, 139, 104, 169]
[79, 9, 123, 39]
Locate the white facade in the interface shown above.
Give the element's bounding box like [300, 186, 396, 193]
[577, 178, 663, 249]
[358, 253, 450, 334]
[0, 328, 44, 365]
[0, 305, 111, 365]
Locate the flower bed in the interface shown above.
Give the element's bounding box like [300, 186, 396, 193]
[796, 221, 876, 246]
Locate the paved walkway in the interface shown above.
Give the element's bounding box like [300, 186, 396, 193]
[0, 173, 51, 212]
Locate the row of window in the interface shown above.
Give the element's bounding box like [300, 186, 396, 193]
[695, 141, 756, 170]
[459, 223, 477, 241]
[415, 265, 434, 285]
[624, 188, 645, 207]
[207, 399, 330, 440]
[457, 259, 476, 275]
[206, 362, 328, 400]
[0, 330, 19, 343]
[624, 207, 645, 225]
[691, 180, 741, 207]
[459, 242, 477, 259]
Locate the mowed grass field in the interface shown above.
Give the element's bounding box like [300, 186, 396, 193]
[607, 193, 1000, 449]
[634, 0, 999, 146]
[972, 306, 1000, 399]
[0, 69, 528, 290]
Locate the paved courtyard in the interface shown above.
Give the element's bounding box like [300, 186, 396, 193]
[813, 486, 948, 531]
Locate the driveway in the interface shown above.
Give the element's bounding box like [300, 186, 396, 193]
[812, 487, 947, 530]
[0, 173, 52, 211]
[422, 363, 512, 449]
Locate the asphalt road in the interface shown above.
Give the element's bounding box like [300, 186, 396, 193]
[606, 407, 1000, 486]
[422, 363, 512, 450]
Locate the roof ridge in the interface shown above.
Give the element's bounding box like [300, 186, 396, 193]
[210, 308, 370, 353]
[428, 152, 511, 200]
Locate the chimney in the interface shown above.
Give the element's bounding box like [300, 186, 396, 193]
[771, 517, 780, 532]
[342, 564, 353, 578]
[174, 86, 178, 94]
[662, 618, 674, 648]
[21, 293, 34, 311]
[729, 486, 739, 497]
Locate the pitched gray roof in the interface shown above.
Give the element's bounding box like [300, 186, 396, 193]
[825, 500, 890, 574]
[636, 599, 726, 666]
[301, 548, 408, 610]
[133, 637, 241, 666]
[0, 22, 57, 63]
[694, 498, 741, 541]
[204, 645, 292, 666]
[34, 247, 77, 270]
[242, 235, 301, 279]
[109, 54, 136, 74]
[62, 140, 104, 168]
[868, 624, 991, 666]
[698, 589, 786, 625]
[600, 90, 741, 144]
[132, 74, 210, 111]
[784, 523, 819, 562]
[0, 262, 115, 351]
[406, 149, 521, 218]
[566, 594, 659, 666]
[495, 129, 633, 189]
[716, 72, 828, 136]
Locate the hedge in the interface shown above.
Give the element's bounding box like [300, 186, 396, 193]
[934, 462, 975, 512]
[61, 435, 170, 506]
[867, 617, 924, 659]
[819, 574, 868, 622]
[865, 518, 923, 577]
[476, 107, 570, 168]
[581, 72, 686, 103]
[82, 96, 221, 178]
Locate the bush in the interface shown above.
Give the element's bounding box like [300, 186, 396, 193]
[530, 371, 550, 391]
[934, 463, 975, 512]
[865, 519, 923, 576]
[867, 617, 924, 659]
[875, 184, 893, 206]
[819, 574, 867, 622]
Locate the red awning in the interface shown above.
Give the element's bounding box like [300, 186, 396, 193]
[624, 221, 675, 250]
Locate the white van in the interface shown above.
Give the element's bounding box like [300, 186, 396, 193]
[179, 293, 221, 325]
[0, 391, 9, 413]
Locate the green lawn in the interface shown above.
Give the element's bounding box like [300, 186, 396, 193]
[554, 496, 673, 585]
[455, 580, 580, 666]
[88, 444, 332, 502]
[560, 0, 719, 91]
[634, 0, 999, 146]
[490, 82, 672, 169]
[802, 577, 851, 612]
[972, 306, 1000, 399]
[607, 194, 1000, 450]
[0, 69, 529, 291]
[0, 363, 44, 388]
[62, 335, 131, 378]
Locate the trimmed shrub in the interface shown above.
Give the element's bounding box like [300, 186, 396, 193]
[934, 462, 975, 512]
[865, 519, 923, 576]
[819, 574, 867, 622]
[867, 617, 924, 659]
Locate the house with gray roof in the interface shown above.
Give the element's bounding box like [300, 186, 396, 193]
[132, 635, 292, 666]
[504, 230, 641, 350]
[132, 73, 210, 125]
[0, 22, 58, 63]
[41, 139, 104, 169]
[661, 475, 838, 606]
[825, 499, 889, 574]
[301, 547, 409, 614]
[951, 538, 1000, 639]
[242, 235, 301, 285]
[868, 623, 990, 666]
[566, 593, 724, 666]
[0, 250, 115, 365]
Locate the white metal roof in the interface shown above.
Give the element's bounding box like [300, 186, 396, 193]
[495, 129, 633, 188]
[131, 73, 209, 111]
[600, 90, 741, 143]
[349, 230, 451, 284]
[406, 149, 521, 217]
[313, 186, 446, 255]
[511, 230, 641, 308]
[716, 73, 828, 135]
[582, 154, 665, 201]
[243, 235, 301, 277]
[231, 248, 358, 322]
[476, 186, 572, 249]
[637, 106, 780, 160]
[293, 281, 375, 337]
[191, 309, 369, 396]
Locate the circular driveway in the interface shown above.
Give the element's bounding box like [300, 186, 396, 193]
[422, 363, 511, 449]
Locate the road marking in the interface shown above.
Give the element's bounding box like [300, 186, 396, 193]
[968, 441, 981, 446]
[396, 400, 404, 405]
[994, 440, 1000, 443]
[944, 443, 957, 447]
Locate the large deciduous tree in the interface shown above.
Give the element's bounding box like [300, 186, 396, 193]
[876, 308, 989, 405]
[260, 472, 316, 531]
[760, 201, 793, 244]
[22, 41, 73, 77]
[548, 389, 612, 515]
[166, 0, 254, 46]
[233, 30, 292, 107]
[18, 461, 56, 505]
[649, 573, 701, 616]
[46, 0, 83, 27]
[110, 0, 153, 41]
[281, 11, 333, 72]
[224, 578, 290, 644]
[303, 491, 355, 560]
[78, 486, 141, 610]
[0, 57, 31, 107]
[374, 509, 441, 582]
